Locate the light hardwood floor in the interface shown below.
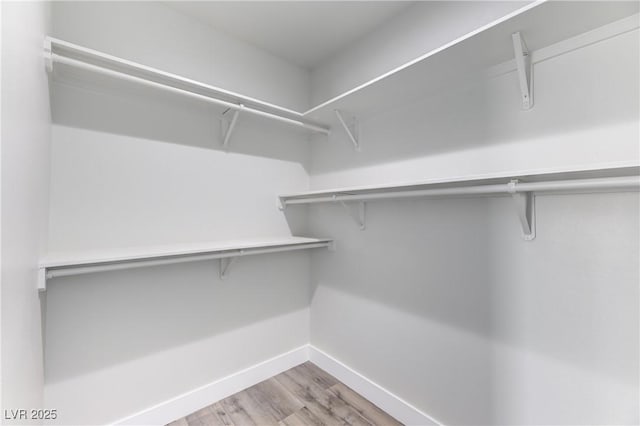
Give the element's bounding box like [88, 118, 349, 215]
[167, 362, 403, 426]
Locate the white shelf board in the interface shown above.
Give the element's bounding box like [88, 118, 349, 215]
[40, 237, 332, 269]
[46, 37, 301, 118]
[45, 2, 639, 133]
[279, 163, 640, 205]
[303, 1, 640, 123]
[45, 37, 330, 134]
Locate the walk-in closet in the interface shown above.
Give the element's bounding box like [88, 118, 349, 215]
[1, 1, 639, 425]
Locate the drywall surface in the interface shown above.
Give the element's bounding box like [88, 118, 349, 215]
[1, 1, 51, 424]
[45, 2, 313, 424]
[47, 124, 309, 251]
[308, 21, 640, 426]
[52, 1, 310, 111]
[309, 194, 639, 425]
[44, 258, 311, 425]
[310, 1, 531, 106]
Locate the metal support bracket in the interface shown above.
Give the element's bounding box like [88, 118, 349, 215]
[44, 38, 53, 72]
[38, 268, 47, 292]
[334, 109, 360, 151]
[221, 105, 242, 148]
[219, 253, 241, 280]
[508, 180, 535, 240]
[512, 32, 533, 110]
[335, 197, 366, 230]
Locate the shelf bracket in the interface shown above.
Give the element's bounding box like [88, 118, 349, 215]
[219, 254, 241, 280]
[508, 180, 535, 241]
[44, 38, 53, 73]
[512, 32, 533, 110]
[38, 268, 47, 292]
[335, 197, 366, 230]
[220, 106, 242, 148]
[334, 109, 360, 151]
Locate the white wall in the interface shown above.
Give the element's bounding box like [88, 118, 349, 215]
[44, 255, 312, 425]
[310, 1, 531, 106]
[309, 193, 638, 425]
[45, 2, 313, 424]
[307, 18, 639, 426]
[1, 1, 51, 424]
[47, 124, 308, 251]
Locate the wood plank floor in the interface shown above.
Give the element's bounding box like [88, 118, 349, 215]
[167, 362, 403, 426]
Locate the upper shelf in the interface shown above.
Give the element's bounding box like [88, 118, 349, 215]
[44, 37, 331, 135]
[39, 236, 333, 291]
[303, 1, 640, 123]
[45, 2, 639, 139]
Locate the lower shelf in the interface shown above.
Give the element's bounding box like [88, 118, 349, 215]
[38, 237, 333, 291]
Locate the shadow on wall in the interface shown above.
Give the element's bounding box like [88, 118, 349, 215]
[306, 193, 639, 424]
[44, 251, 311, 384]
[50, 79, 312, 168]
[307, 197, 496, 424]
[47, 124, 311, 251]
[308, 197, 495, 339]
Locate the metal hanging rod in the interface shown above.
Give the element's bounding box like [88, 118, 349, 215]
[38, 240, 332, 291]
[278, 174, 638, 240]
[44, 241, 331, 279]
[280, 176, 640, 206]
[48, 53, 331, 135]
[46, 251, 242, 279]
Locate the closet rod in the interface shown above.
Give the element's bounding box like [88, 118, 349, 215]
[50, 54, 331, 135]
[45, 241, 331, 279]
[282, 176, 640, 205]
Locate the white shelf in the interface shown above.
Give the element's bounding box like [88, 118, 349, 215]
[278, 164, 640, 240]
[280, 164, 640, 204]
[44, 37, 330, 136]
[38, 237, 333, 291]
[303, 2, 639, 124]
[45, 2, 639, 143]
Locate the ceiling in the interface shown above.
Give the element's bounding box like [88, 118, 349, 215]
[164, 1, 415, 69]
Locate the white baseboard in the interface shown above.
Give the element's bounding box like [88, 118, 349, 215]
[111, 344, 441, 426]
[309, 345, 441, 426]
[111, 345, 309, 425]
